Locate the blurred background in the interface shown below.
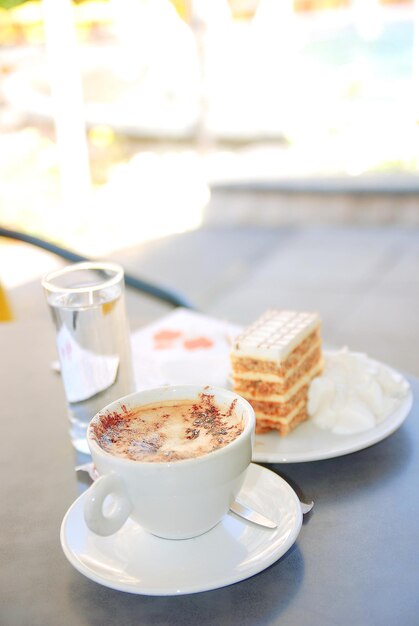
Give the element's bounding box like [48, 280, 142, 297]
[1, 0, 419, 374]
[1, 0, 418, 253]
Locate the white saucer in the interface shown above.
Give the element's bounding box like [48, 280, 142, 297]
[253, 358, 413, 464]
[60, 463, 302, 596]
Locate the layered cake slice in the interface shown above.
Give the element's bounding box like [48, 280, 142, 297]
[230, 310, 323, 435]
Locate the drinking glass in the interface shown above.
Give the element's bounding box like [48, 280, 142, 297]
[42, 262, 135, 454]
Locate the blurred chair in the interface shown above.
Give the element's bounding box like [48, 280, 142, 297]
[0, 226, 195, 316]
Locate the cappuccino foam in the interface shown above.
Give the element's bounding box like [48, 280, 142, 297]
[91, 393, 244, 462]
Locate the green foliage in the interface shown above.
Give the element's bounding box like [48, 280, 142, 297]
[0, 0, 30, 9]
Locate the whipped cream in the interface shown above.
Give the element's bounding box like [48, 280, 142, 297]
[308, 348, 409, 435]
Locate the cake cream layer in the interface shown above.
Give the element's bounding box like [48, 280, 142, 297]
[254, 400, 305, 423]
[231, 328, 321, 379]
[240, 383, 310, 419]
[233, 346, 323, 396]
[233, 360, 323, 403]
[255, 407, 308, 435]
[232, 309, 321, 361]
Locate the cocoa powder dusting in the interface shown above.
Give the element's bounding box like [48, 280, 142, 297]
[92, 394, 244, 462]
[187, 394, 242, 450]
[91, 410, 128, 441]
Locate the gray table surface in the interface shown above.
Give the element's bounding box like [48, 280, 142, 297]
[1, 318, 419, 626]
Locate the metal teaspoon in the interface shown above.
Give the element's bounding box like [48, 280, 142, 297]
[229, 497, 314, 528]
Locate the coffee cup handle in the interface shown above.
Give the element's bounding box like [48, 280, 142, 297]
[83, 473, 133, 536]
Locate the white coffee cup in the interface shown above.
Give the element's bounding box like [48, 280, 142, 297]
[83, 385, 255, 540]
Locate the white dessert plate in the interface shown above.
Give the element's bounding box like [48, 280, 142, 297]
[60, 463, 302, 596]
[253, 359, 413, 464]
